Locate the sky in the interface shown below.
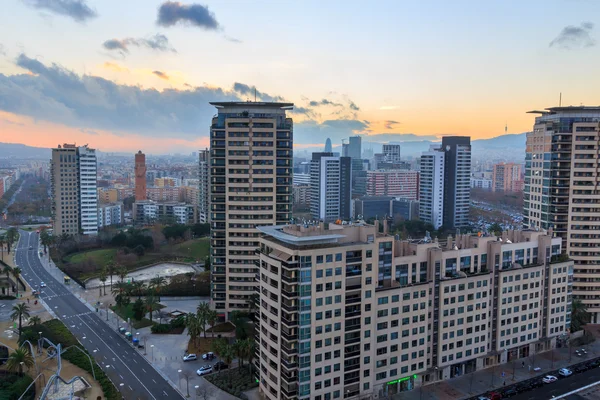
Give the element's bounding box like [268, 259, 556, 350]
[0, 0, 599, 154]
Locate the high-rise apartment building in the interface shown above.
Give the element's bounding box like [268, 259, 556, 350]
[348, 136, 362, 159]
[419, 137, 471, 229]
[419, 146, 445, 229]
[198, 148, 210, 223]
[524, 106, 600, 321]
[134, 151, 147, 201]
[492, 162, 523, 192]
[382, 144, 401, 163]
[310, 152, 352, 221]
[324, 138, 332, 152]
[366, 170, 419, 198]
[256, 222, 571, 400]
[50, 144, 98, 236]
[209, 102, 293, 319]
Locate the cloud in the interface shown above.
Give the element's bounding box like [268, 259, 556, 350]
[365, 133, 440, 143]
[22, 0, 97, 23]
[79, 128, 98, 135]
[379, 105, 399, 110]
[295, 119, 370, 144]
[308, 98, 342, 107]
[152, 70, 169, 80]
[0, 44, 5, 56]
[384, 120, 400, 129]
[348, 100, 360, 111]
[232, 82, 285, 102]
[157, 1, 219, 30]
[550, 22, 596, 49]
[1, 118, 25, 127]
[103, 62, 129, 72]
[102, 34, 176, 56]
[224, 36, 242, 43]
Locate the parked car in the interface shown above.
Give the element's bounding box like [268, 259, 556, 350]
[40, 282, 46, 288]
[213, 361, 228, 371]
[202, 352, 215, 360]
[503, 389, 518, 398]
[558, 368, 572, 377]
[575, 350, 583, 357]
[543, 375, 558, 384]
[196, 365, 213, 376]
[183, 354, 197, 362]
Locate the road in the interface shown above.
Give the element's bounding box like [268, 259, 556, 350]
[14, 230, 184, 400]
[510, 365, 600, 400]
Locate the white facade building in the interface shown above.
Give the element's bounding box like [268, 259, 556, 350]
[98, 203, 123, 228]
[78, 146, 98, 235]
[419, 146, 445, 229]
[470, 177, 492, 189]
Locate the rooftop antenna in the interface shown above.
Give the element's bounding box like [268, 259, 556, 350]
[254, 87, 257, 102]
[559, 92, 562, 107]
[504, 122, 507, 134]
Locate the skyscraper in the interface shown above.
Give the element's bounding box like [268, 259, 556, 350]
[382, 143, 401, 162]
[524, 106, 600, 322]
[492, 162, 523, 192]
[198, 148, 210, 224]
[134, 150, 147, 201]
[324, 137, 332, 152]
[209, 102, 293, 319]
[50, 144, 98, 236]
[419, 146, 445, 229]
[348, 135, 362, 159]
[310, 152, 352, 221]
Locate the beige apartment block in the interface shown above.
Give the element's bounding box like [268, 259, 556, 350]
[492, 162, 523, 192]
[255, 222, 572, 400]
[524, 106, 600, 322]
[209, 102, 293, 320]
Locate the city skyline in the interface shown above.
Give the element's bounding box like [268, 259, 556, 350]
[1, 0, 599, 153]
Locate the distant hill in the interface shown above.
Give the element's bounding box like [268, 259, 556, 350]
[0, 143, 50, 159]
[471, 133, 527, 150]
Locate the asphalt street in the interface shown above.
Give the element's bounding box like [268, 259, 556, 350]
[507, 365, 600, 400]
[15, 230, 184, 400]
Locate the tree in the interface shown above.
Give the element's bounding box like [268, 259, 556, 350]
[233, 340, 246, 368]
[246, 338, 256, 377]
[40, 230, 52, 254]
[132, 298, 145, 321]
[211, 339, 227, 375]
[149, 276, 167, 302]
[0, 234, 6, 261]
[118, 266, 128, 283]
[186, 313, 201, 347]
[571, 299, 591, 332]
[221, 343, 235, 385]
[6, 227, 18, 254]
[106, 260, 116, 292]
[112, 281, 130, 307]
[3, 264, 11, 289]
[131, 281, 146, 299]
[206, 309, 218, 338]
[99, 268, 108, 296]
[6, 347, 34, 376]
[144, 295, 158, 323]
[11, 303, 30, 338]
[11, 267, 21, 297]
[28, 316, 41, 327]
[489, 222, 503, 236]
[196, 302, 210, 338]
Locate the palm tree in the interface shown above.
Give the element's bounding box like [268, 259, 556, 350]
[233, 340, 245, 368]
[206, 309, 218, 338]
[6, 347, 34, 376]
[246, 338, 256, 376]
[131, 281, 146, 299]
[111, 281, 130, 307]
[106, 260, 116, 292]
[186, 313, 201, 347]
[118, 266, 128, 283]
[0, 234, 6, 261]
[11, 267, 21, 297]
[6, 227, 18, 255]
[99, 268, 108, 296]
[11, 302, 30, 338]
[221, 343, 235, 385]
[196, 302, 210, 338]
[144, 295, 158, 323]
[3, 264, 11, 288]
[571, 299, 591, 332]
[28, 316, 41, 326]
[211, 339, 227, 375]
[149, 276, 167, 302]
[40, 230, 52, 254]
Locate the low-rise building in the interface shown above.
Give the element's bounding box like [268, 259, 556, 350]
[293, 184, 310, 207]
[132, 200, 196, 225]
[367, 170, 419, 199]
[98, 202, 123, 228]
[255, 222, 572, 400]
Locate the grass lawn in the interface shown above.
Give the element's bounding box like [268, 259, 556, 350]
[172, 238, 210, 262]
[110, 302, 165, 329]
[65, 248, 118, 265]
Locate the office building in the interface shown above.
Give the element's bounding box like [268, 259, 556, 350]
[255, 222, 571, 400]
[98, 202, 123, 228]
[310, 152, 352, 221]
[50, 144, 98, 236]
[135, 151, 147, 201]
[209, 102, 293, 319]
[492, 162, 523, 192]
[198, 148, 210, 223]
[324, 138, 332, 152]
[524, 106, 600, 321]
[470, 177, 492, 190]
[382, 144, 401, 163]
[293, 173, 311, 186]
[366, 170, 419, 199]
[419, 137, 471, 230]
[348, 136, 362, 159]
[419, 147, 445, 229]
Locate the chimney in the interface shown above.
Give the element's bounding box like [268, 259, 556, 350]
[447, 235, 453, 250]
[374, 219, 380, 233]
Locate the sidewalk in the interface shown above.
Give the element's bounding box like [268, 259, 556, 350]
[393, 340, 600, 400]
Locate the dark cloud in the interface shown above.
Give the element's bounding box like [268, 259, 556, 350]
[102, 34, 176, 56]
[550, 22, 595, 49]
[232, 82, 285, 102]
[157, 1, 219, 30]
[1, 118, 25, 127]
[365, 133, 439, 143]
[295, 119, 370, 144]
[384, 120, 400, 129]
[153, 70, 170, 80]
[308, 98, 342, 107]
[22, 0, 97, 23]
[348, 100, 360, 111]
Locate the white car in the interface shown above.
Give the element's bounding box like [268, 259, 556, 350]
[543, 375, 558, 383]
[202, 352, 215, 360]
[558, 368, 572, 377]
[196, 365, 213, 376]
[183, 354, 197, 362]
[40, 282, 46, 288]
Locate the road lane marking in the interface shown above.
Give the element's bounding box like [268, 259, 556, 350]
[153, 379, 157, 383]
[163, 391, 168, 396]
[120, 375, 124, 379]
[142, 368, 146, 373]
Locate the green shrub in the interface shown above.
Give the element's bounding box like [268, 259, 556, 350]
[170, 316, 185, 328]
[151, 324, 170, 334]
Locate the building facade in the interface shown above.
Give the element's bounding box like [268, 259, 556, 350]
[382, 144, 401, 163]
[198, 148, 210, 223]
[442, 136, 471, 229]
[209, 102, 293, 319]
[50, 144, 98, 236]
[419, 147, 445, 229]
[98, 202, 123, 228]
[255, 223, 572, 400]
[135, 150, 147, 201]
[524, 106, 600, 321]
[132, 200, 195, 225]
[348, 136, 362, 159]
[492, 162, 523, 192]
[293, 184, 311, 207]
[310, 152, 352, 221]
[470, 177, 493, 190]
[366, 170, 419, 199]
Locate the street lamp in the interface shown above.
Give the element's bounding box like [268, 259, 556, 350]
[177, 369, 183, 390]
[151, 344, 155, 361]
[194, 385, 199, 400]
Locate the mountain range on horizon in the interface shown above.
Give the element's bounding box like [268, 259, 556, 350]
[0, 132, 528, 160]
